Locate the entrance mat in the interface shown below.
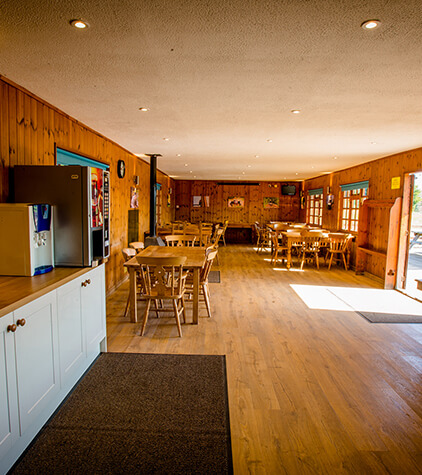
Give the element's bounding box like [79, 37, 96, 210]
[208, 270, 221, 283]
[357, 312, 422, 324]
[11, 353, 233, 474]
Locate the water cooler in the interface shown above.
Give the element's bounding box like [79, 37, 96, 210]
[0, 203, 54, 276]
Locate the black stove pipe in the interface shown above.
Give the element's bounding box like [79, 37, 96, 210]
[149, 154, 157, 237]
[144, 154, 164, 247]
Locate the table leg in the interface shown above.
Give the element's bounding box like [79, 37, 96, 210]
[192, 267, 199, 324]
[128, 267, 138, 323]
[286, 242, 292, 269]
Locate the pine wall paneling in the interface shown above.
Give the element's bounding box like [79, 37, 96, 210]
[0, 76, 174, 294]
[174, 181, 301, 228]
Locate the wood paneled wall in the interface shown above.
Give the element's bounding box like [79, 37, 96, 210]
[303, 148, 422, 280]
[0, 76, 174, 294]
[175, 181, 301, 224]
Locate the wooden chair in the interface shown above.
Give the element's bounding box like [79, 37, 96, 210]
[256, 224, 271, 253]
[326, 233, 352, 270]
[270, 231, 288, 266]
[136, 256, 187, 337]
[298, 231, 322, 269]
[122, 247, 138, 318]
[165, 234, 197, 247]
[129, 241, 144, 252]
[221, 220, 229, 246]
[185, 248, 218, 318]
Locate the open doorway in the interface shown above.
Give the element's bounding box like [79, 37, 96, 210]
[400, 172, 422, 299]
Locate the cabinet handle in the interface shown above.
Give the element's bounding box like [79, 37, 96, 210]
[7, 324, 17, 333]
[17, 318, 26, 327]
[86, 279, 91, 285]
[81, 281, 87, 287]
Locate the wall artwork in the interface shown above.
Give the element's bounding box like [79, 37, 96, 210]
[263, 197, 279, 209]
[130, 187, 139, 209]
[228, 197, 244, 208]
[193, 195, 202, 207]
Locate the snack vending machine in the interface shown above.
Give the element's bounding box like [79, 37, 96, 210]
[14, 165, 110, 267]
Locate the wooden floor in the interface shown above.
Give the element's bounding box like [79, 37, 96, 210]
[106, 244, 422, 474]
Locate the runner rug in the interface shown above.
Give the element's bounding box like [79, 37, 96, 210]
[11, 353, 233, 474]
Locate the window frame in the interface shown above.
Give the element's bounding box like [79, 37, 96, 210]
[339, 182, 369, 232]
[306, 189, 323, 226]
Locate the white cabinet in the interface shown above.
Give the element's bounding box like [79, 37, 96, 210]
[82, 266, 106, 356]
[0, 264, 106, 475]
[0, 313, 18, 461]
[14, 291, 60, 436]
[57, 278, 85, 390]
[56, 265, 106, 392]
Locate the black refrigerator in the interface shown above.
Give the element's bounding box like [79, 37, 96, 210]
[14, 165, 110, 267]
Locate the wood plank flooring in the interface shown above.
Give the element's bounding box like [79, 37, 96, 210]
[106, 244, 422, 474]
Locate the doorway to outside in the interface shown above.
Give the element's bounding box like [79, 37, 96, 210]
[401, 172, 422, 299]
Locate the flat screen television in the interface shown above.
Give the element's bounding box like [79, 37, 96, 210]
[281, 184, 296, 196]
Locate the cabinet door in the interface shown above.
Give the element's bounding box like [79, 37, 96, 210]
[56, 278, 85, 389]
[0, 313, 18, 460]
[14, 291, 60, 435]
[82, 265, 106, 355]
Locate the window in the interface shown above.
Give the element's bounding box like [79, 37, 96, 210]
[340, 181, 369, 232]
[306, 188, 323, 226]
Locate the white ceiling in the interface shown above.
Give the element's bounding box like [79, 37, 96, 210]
[1, 0, 421, 181]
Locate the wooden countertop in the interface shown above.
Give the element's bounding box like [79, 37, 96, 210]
[0, 266, 97, 318]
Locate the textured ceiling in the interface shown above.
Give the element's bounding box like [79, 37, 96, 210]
[1, 0, 421, 180]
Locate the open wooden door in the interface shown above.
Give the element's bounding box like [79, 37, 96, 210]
[396, 173, 414, 290]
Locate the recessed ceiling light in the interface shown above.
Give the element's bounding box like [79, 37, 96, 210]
[333, 156, 338, 160]
[138, 107, 149, 112]
[255, 155, 260, 158]
[371, 141, 377, 145]
[242, 172, 245, 175]
[193, 176, 197, 178]
[184, 163, 188, 166]
[291, 110, 301, 114]
[247, 165, 252, 168]
[70, 19, 89, 29]
[189, 170, 193, 173]
[361, 19, 381, 30]
[266, 139, 272, 143]
[163, 137, 169, 141]
[176, 154, 181, 157]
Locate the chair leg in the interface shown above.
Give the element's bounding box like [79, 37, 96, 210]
[123, 293, 130, 318]
[172, 300, 183, 337]
[328, 253, 334, 270]
[315, 252, 319, 269]
[202, 283, 212, 318]
[342, 253, 348, 271]
[180, 296, 187, 323]
[140, 299, 151, 336]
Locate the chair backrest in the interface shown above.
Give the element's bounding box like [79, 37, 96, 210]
[201, 248, 218, 283]
[301, 234, 321, 250]
[328, 233, 352, 251]
[136, 256, 187, 298]
[165, 234, 197, 247]
[122, 247, 137, 262]
[211, 227, 224, 245]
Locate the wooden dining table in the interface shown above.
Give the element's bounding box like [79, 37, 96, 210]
[281, 231, 330, 269]
[123, 245, 206, 324]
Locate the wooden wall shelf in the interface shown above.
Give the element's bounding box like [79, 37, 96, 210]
[356, 198, 402, 289]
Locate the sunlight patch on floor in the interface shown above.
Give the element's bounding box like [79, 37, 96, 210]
[290, 284, 422, 315]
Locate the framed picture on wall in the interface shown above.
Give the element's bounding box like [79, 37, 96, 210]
[228, 197, 244, 208]
[193, 196, 202, 207]
[263, 197, 279, 209]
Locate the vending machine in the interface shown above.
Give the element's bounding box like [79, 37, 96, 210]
[14, 165, 110, 267]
